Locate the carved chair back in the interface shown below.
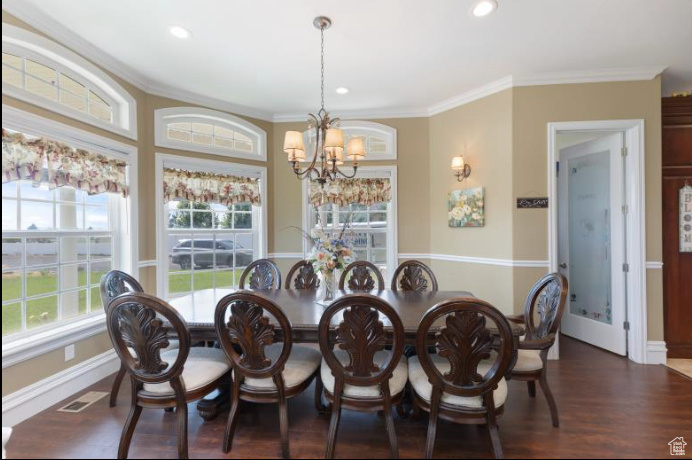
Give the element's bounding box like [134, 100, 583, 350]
[239, 259, 282, 290]
[106, 293, 191, 385]
[338, 261, 385, 291]
[522, 273, 568, 341]
[215, 291, 292, 385]
[100, 270, 144, 311]
[285, 260, 320, 290]
[319, 294, 404, 390]
[415, 298, 513, 399]
[391, 260, 438, 292]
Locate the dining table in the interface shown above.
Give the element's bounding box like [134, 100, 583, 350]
[167, 288, 525, 421]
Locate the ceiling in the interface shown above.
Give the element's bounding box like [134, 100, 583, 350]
[4, 0, 692, 120]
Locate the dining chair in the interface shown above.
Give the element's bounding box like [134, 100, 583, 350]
[409, 298, 514, 459]
[391, 260, 438, 292]
[100, 270, 144, 408]
[318, 294, 407, 459]
[506, 273, 568, 428]
[285, 260, 320, 290]
[215, 291, 321, 459]
[238, 258, 282, 290]
[106, 293, 232, 459]
[338, 261, 385, 291]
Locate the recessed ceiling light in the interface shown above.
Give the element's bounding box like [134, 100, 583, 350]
[169, 26, 192, 39]
[335, 87, 350, 95]
[471, 0, 498, 18]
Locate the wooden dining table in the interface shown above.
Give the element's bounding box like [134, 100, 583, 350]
[167, 288, 525, 421]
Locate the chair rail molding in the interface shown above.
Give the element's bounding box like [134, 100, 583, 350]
[398, 253, 550, 268]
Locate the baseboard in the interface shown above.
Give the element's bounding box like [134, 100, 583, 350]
[646, 341, 668, 365]
[1, 349, 118, 427]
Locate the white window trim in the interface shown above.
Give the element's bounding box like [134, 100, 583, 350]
[301, 165, 398, 283]
[154, 107, 267, 161]
[154, 153, 268, 297]
[2, 23, 137, 140]
[1, 104, 139, 368]
[302, 121, 397, 162]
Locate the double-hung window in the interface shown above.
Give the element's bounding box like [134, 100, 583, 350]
[304, 167, 397, 282]
[157, 155, 267, 304]
[2, 128, 131, 339]
[166, 201, 260, 298]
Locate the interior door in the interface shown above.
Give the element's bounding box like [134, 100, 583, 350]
[558, 133, 627, 356]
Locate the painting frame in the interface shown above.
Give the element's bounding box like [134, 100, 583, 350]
[448, 187, 485, 227]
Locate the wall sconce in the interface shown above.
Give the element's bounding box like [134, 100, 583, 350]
[451, 156, 471, 182]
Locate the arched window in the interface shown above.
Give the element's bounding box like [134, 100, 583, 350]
[155, 107, 267, 161]
[1, 24, 137, 140]
[303, 120, 397, 161]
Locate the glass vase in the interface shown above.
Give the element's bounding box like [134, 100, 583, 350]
[322, 270, 336, 302]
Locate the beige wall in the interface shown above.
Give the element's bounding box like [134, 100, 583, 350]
[428, 89, 516, 311]
[1, 9, 665, 396]
[511, 78, 664, 339]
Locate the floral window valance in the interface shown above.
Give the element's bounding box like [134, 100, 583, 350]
[2, 129, 129, 197]
[309, 178, 392, 208]
[163, 168, 261, 206]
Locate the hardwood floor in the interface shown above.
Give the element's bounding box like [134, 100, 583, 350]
[6, 337, 692, 459]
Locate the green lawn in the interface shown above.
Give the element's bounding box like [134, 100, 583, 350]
[2, 268, 245, 336]
[2, 270, 104, 336]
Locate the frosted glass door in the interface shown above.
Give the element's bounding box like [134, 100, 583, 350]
[567, 151, 612, 324]
[558, 132, 626, 356]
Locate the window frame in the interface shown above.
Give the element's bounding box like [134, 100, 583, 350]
[2, 186, 119, 336]
[154, 153, 268, 300]
[301, 165, 398, 283]
[302, 120, 397, 162]
[2, 23, 137, 140]
[1, 104, 139, 367]
[154, 107, 267, 161]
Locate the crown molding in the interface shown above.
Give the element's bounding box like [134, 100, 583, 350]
[2, 0, 276, 123]
[273, 106, 431, 123]
[146, 84, 275, 123]
[426, 76, 515, 117]
[2, 0, 151, 90]
[513, 66, 667, 87]
[3, 1, 668, 122]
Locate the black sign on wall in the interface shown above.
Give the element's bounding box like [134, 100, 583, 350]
[516, 197, 549, 209]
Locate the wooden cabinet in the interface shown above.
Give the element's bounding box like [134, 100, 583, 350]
[662, 97, 692, 358]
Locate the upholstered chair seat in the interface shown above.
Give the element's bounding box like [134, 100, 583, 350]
[513, 349, 544, 372]
[242, 344, 322, 391]
[318, 294, 407, 459]
[321, 350, 408, 398]
[507, 273, 568, 429]
[214, 292, 320, 459]
[143, 347, 231, 396]
[410, 298, 515, 459]
[408, 356, 507, 409]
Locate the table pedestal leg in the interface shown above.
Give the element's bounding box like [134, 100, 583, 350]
[197, 380, 230, 422]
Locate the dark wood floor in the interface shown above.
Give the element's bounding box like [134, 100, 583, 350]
[6, 337, 692, 459]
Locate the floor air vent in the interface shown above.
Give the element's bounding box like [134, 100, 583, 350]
[57, 391, 109, 413]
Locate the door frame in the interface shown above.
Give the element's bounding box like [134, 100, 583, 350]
[548, 119, 647, 364]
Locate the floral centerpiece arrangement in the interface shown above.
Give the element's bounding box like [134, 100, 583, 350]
[297, 213, 355, 301]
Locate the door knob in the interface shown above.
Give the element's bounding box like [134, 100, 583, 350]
[559, 263, 568, 269]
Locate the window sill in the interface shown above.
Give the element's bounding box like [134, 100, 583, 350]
[1, 313, 107, 369]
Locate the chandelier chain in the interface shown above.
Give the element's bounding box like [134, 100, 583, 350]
[320, 26, 325, 111]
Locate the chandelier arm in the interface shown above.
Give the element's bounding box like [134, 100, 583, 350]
[335, 165, 359, 179]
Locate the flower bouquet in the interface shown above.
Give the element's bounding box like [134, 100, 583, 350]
[299, 213, 355, 302]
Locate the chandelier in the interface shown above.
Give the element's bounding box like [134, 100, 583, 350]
[283, 16, 365, 185]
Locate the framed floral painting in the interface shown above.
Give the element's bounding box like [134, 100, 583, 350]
[448, 187, 484, 227]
